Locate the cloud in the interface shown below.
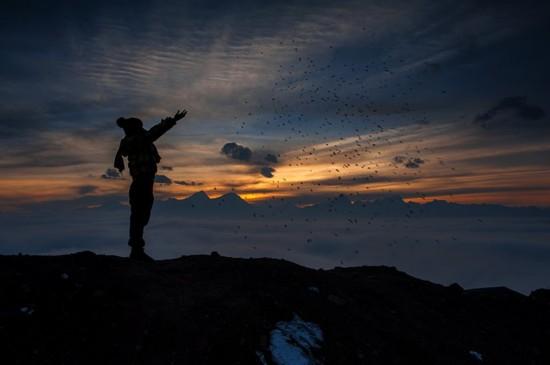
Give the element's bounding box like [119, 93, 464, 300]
[174, 180, 204, 186]
[474, 97, 547, 130]
[260, 166, 276, 178]
[405, 158, 425, 169]
[220, 144, 282, 173]
[154, 175, 172, 184]
[76, 185, 98, 195]
[393, 156, 406, 164]
[160, 165, 173, 171]
[101, 168, 123, 179]
[0, 133, 92, 169]
[221, 142, 252, 162]
[0, 108, 45, 137]
[393, 156, 425, 168]
[312, 174, 417, 187]
[265, 153, 278, 163]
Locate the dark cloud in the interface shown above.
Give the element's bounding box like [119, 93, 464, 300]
[405, 158, 425, 169]
[46, 98, 105, 116]
[220, 145, 281, 174]
[0, 108, 44, 137]
[221, 142, 252, 162]
[415, 118, 430, 125]
[265, 153, 278, 164]
[474, 97, 547, 130]
[393, 156, 425, 168]
[101, 168, 123, 179]
[393, 156, 406, 164]
[160, 165, 173, 171]
[310, 174, 418, 188]
[76, 185, 98, 195]
[174, 180, 204, 186]
[0, 99, 119, 138]
[217, 180, 262, 189]
[260, 166, 275, 178]
[0, 134, 90, 169]
[154, 175, 172, 184]
[425, 62, 441, 73]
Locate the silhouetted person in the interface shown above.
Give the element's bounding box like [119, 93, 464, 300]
[114, 109, 187, 261]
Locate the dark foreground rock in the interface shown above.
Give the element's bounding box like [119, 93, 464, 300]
[0, 251, 549, 364]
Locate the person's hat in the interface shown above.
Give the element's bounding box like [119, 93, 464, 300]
[116, 117, 143, 129]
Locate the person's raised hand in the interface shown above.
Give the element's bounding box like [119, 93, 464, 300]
[173, 109, 187, 122]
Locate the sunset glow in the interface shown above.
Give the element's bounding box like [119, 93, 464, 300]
[1, 0, 549, 209]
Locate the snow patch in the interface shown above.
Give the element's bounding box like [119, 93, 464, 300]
[269, 313, 323, 365]
[307, 286, 320, 294]
[469, 350, 483, 361]
[20, 306, 34, 315]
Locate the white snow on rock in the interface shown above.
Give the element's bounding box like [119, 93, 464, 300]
[307, 286, 320, 294]
[20, 306, 34, 315]
[469, 350, 483, 361]
[269, 313, 323, 365]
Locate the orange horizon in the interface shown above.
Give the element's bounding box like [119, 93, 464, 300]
[2, 176, 549, 209]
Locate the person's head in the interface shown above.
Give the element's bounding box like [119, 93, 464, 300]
[116, 117, 143, 136]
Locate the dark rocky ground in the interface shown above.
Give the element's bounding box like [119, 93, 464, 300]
[1, 251, 549, 364]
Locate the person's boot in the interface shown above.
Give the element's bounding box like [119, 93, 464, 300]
[129, 246, 155, 263]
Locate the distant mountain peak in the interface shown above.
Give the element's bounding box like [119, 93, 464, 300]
[213, 192, 249, 206]
[185, 191, 210, 202]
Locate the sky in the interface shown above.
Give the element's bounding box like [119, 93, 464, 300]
[1, 0, 550, 209]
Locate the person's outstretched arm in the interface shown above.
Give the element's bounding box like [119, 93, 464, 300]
[114, 140, 125, 172]
[148, 109, 187, 142]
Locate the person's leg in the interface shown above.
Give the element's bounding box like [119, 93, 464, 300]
[128, 174, 155, 262]
[129, 174, 154, 246]
[141, 176, 155, 228]
[129, 177, 145, 248]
